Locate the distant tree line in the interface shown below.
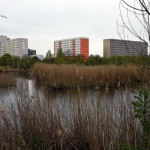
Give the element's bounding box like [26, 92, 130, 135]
[43, 49, 150, 66]
[1, 50, 150, 71]
[0, 53, 40, 71]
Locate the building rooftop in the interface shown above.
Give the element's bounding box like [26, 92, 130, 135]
[103, 38, 147, 43]
[54, 37, 89, 42]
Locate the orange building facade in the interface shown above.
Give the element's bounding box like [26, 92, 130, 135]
[54, 37, 89, 59]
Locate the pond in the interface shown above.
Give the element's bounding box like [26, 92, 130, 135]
[0, 73, 138, 120]
[0, 73, 143, 149]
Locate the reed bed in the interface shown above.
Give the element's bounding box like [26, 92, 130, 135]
[0, 66, 18, 73]
[0, 73, 16, 88]
[31, 63, 141, 89]
[0, 80, 143, 150]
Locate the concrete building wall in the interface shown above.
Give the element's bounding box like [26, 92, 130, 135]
[54, 37, 89, 59]
[103, 39, 110, 57]
[0, 35, 7, 43]
[0, 36, 28, 58]
[103, 39, 148, 57]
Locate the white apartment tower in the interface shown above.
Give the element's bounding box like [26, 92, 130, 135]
[0, 35, 28, 58]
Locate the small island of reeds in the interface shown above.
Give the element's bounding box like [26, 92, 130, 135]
[31, 63, 146, 90]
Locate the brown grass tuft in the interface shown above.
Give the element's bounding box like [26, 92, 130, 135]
[0, 73, 16, 88]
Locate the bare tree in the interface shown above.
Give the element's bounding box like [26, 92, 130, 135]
[118, 0, 150, 45]
[118, 2, 150, 149]
[118, 0, 150, 84]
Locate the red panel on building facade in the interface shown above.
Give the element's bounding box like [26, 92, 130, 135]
[80, 39, 89, 59]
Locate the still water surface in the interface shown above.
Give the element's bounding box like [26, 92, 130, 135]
[0, 74, 139, 119]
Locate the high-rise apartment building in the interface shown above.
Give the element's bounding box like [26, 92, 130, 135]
[0, 35, 28, 58]
[0, 36, 8, 43]
[103, 39, 148, 57]
[54, 37, 89, 59]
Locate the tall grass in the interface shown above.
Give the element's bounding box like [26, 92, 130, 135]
[0, 80, 143, 149]
[31, 63, 141, 89]
[0, 66, 18, 73]
[0, 73, 16, 88]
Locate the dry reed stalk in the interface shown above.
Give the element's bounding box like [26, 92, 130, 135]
[0, 73, 16, 88]
[0, 81, 143, 149]
[31, 63, 141, 90]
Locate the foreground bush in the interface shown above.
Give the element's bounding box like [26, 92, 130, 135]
[31, 63, 141, 89]
[0, 81, 143, 150]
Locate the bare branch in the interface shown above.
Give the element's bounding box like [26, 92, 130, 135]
[0, 15, 7, 19]
[120, 0, 146, 15]
[122, 0, 148, 12]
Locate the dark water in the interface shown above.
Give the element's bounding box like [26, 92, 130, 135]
[0, 74, 138, 118]
[0, 74, 144, 144]
[0, 74, 138, 106]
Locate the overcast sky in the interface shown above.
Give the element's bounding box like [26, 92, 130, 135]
[0, 0, 123, 56]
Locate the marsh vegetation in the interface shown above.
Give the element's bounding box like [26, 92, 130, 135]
[0, 73, 16, 88]
[0, 79, 143, 150]
[0, 62, 149, 149]
[31, 63, 149, 90]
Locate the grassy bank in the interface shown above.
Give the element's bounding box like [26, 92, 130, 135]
[0, 81, 143, 150]
[31, 63, 142, 89]
[0, 66, 19, 73]
[0, 73, 16, 88]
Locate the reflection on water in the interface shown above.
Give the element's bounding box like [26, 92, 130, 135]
[1, 74, 144, 131]
[0, 75, 142, 144]
[0, 76, 136, 120]
[0, 76, 135, 106]
[0, 74, 145, 149]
